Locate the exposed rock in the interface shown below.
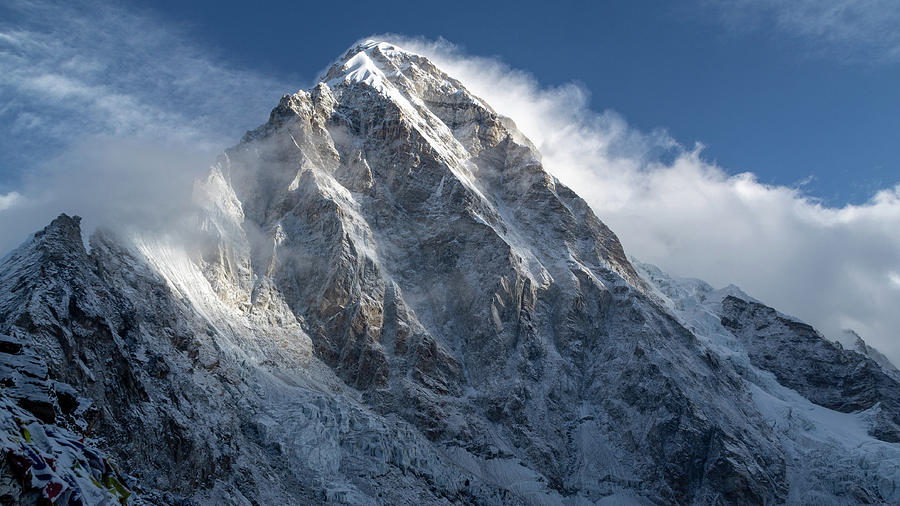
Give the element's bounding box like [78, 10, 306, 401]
[0, 40, 897, 505]
[848, 329, 900, 382]
[721, 295, 900, 442]
[635, 260, 900, 503]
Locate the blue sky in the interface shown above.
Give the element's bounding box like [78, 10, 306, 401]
[2, 0, 899, 203]
[2, 0, 900, 361]
[133, 0, 900, 205]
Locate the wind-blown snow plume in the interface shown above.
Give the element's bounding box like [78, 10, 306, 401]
[2, 0, 898, 367]
[2, 37, 900, 505]
[0, 0, 295, 251]
[386, 35, 900, 363]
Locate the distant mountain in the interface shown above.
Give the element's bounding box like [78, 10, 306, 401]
[2, 41, 899, 505]
[846, 329, 900, 382]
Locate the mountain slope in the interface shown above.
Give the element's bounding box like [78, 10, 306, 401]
[208, 40, 787, 502]
[848, 329, 900, 383]
[635, 261, 900, 503]
[1, 41, 898, 505]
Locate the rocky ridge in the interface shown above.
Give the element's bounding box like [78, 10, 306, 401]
[1, 41, 899, 505]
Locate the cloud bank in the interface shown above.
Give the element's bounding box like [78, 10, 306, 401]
[0, 0, 294, 250]
[386, 36, 900, 363]
[1, 0, 898, 366]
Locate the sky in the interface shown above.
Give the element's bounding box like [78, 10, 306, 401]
[123, 0, 900, 203]
[1, 0, 899, 361]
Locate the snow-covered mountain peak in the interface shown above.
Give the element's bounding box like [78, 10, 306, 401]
[322, 40, 411, 89]
[324, 42, 390, 89]
[324, 40, 437, 83]
[318, 39, 497, 138]
[4, 42, 900, 505]
[227, 41, 643, 292]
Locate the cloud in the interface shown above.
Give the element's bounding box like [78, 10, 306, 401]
[382, 35, 900, 364]
[890, 272, 900, 289]
[0, 0, 295, 251]
[705, 0, 900, 64]
[0, 192, 20, 211]
[0, 137, 218, 252]
[0, 0, 293, 147]
[2, 0, 898, 369]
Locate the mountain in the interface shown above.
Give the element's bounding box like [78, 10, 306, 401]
[846, 329, 900, 383]
[2, 40, 899, 505]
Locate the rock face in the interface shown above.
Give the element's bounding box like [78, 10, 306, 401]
[848, 328, 900, 383]
[635, 261, 900, 504]
[1, 41, 899, 505]
[0, 327, 135, 505]
[721, 296, 900, 443]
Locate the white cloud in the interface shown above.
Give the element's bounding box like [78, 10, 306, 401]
[384, 35, 900, 364]
[890, 272, 900, 289]
[0, 0, 295, 252]
[2, 0, 898, 370]
[706, 0, 900, 64]
[0, 192, 20, 211]
[0, 137, 217, 251]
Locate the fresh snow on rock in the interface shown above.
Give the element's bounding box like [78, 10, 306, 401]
[634, 260, 900, 503]
[2, 41, 899, 505]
